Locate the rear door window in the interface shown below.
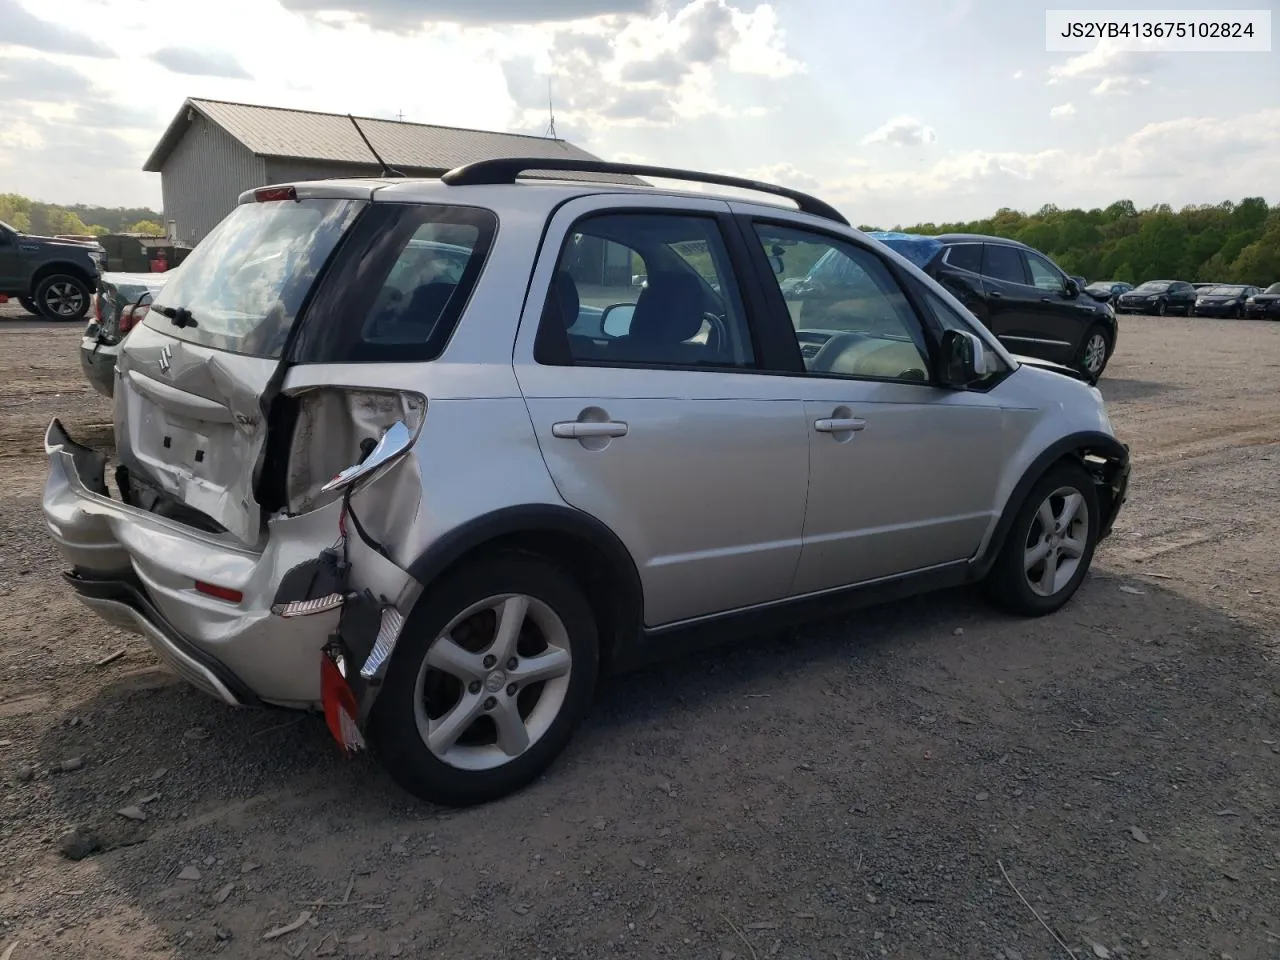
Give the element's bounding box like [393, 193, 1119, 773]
[944, 243, 982, 273]
[144, 198, 365, 358]
[981, 244, 1028, 285]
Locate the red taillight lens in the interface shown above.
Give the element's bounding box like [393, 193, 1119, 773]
[119, 304, 148, 334]
[194, 581, 244, 603]
[255, 186, 298, 203]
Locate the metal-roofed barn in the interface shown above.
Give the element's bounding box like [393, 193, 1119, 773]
[144, 97, 640, 246]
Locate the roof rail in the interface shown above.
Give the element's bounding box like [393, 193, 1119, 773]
[439, 157, 848, 225]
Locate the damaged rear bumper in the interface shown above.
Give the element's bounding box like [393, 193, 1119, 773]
[42, 417, 419, 712]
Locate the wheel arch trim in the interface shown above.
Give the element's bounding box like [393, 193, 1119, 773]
[404, 503, 645, 662]
[973, 430, 1129, 579]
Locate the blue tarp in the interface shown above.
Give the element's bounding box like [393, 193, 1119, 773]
[866, 231, 944, 269]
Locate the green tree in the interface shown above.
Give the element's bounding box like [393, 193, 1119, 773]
[127, 220, 166, 236]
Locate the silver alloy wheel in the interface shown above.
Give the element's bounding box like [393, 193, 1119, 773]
[1083, 332, 1108, 375]
[1023, 485, 1090, 597]
[43, 280, 85, 317]
[413, 593, 572, 771]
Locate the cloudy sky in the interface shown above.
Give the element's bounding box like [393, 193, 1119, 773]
[0, 0, 1276, 226]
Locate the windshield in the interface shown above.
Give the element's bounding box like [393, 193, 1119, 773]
[1265, 283, 1280, 294]
[1206, 285, 1245, 296]
[144, 197, 365, 358]
[1134, 281, 1169, 293]
[0, 219, 17, 234]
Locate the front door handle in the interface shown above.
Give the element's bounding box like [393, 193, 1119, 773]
[988, 291, 1004, 299]
[552, 421, 628, 439]
[814, 417, 866, 433]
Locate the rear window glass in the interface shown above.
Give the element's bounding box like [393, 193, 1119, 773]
[144, 197, 364, 358]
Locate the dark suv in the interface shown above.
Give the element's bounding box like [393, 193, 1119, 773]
[0, 220, 104, 321]
[866, 233, 1117, 381]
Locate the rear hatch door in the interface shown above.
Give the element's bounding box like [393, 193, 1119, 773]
[114, 189, 367, 544]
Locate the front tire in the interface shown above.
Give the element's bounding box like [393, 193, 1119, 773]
[372, 553, 600, 807]
[983, 461, 1100, 617]
[1075, 324, 1111, 382]
[18, 296, 40, 316]
[1154, 300, 1166, 317]
[34, 274, 91, 322]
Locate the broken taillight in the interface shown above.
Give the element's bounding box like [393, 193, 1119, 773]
[119, 303, 149, 334]
[255, 186, 298, 203]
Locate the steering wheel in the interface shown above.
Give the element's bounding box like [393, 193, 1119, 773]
[700, 311, 728, 354]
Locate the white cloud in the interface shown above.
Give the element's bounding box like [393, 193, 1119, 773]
[1012, 69, 1024, 80]
[862, 115, 936, 147]
[825, 108, 1280, 224]
[1050, 102, 1077, 119]
[503, 0, 801, 132]
[1092, 76, 1151, 96]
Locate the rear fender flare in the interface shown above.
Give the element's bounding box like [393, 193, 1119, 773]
[404, 504, 644, 667]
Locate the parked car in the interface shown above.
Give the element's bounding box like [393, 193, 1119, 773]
[1082, 280, 1133, 304]
[1114, 280, 1197, 316]
[864, 232, 1118, 381]
[80, 273, 168, 397]
[1193, 284, 1260, 319]
[1243, 282, 1280, 320]
[42, 160, 1129, 807]
[0, 219, 104, 321]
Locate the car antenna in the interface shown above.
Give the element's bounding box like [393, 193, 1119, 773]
[347, 114, 405, 178]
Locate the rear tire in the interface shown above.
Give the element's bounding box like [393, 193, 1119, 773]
[983, 460, 1100, 617]
[371, 553, 599, 807]
[34, 274, 91, 322]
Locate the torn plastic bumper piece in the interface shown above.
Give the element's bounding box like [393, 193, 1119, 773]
[272, 545, 413, 751]
[321, 640, 366, 754]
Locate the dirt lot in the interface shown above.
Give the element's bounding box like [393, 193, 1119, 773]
[1, 306, 1278, 960]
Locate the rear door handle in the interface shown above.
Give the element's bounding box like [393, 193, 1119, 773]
[988, 291, 1004, 299]
[552, 421, 628, 439]
[814, 418, 866, 433]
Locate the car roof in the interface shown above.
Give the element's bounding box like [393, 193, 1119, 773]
[933, 233, 1033, 250]
[239, 175, 841, 225]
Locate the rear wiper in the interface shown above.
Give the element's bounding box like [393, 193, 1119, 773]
[154, 305, 198, 329]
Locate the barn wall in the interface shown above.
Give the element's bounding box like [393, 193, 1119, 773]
[159, 115, 266, 247]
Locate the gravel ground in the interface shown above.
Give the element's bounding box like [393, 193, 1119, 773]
[1, 307, 1278, 960]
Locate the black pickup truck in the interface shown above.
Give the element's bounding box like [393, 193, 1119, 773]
[0, 220, 104, 321]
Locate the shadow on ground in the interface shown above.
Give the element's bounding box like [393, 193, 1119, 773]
[23, 568, 1280, 959]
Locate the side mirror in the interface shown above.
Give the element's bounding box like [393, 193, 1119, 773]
[940, 329, 989, 388]
[1065, 277, 1082, 297]
[601, 302, 635, 337]
[321, 420, 414, 494]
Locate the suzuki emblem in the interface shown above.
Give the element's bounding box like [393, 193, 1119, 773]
[158, 344, 173, 374]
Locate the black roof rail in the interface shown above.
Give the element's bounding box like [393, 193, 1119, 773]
[439, 157, 848, 226]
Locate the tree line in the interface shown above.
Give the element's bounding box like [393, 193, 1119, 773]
[863, 197, 1280, 287]
[0, 194, 165, 238]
